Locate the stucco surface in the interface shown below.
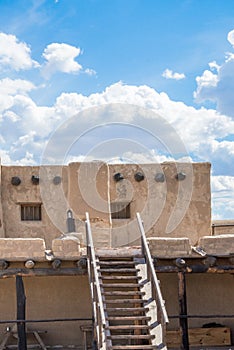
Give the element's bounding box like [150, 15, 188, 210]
[0, 238, 46, 261]
[0, 161, 211, 249]
[199, 234, 234, 256]
[0, 276, 92, 347]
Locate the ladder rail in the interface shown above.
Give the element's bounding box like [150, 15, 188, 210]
[85, 212, 108, 350]
[136, 212, 169, 325]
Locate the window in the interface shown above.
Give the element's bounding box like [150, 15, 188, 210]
[111, 202, 130, 219]
[21, 204, 42, 221]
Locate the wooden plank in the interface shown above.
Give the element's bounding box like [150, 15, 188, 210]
[166, 327, 231, 347]
[32, 332, 47, 350]
[0, 332, 11, 350]
[0, 268, 86, 278]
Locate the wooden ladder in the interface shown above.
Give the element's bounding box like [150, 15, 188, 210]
[97, 255, 161, 350]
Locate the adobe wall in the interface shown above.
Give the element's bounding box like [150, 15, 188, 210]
[0, 275, 92, 347]
[212, 220, 234, 235]
[0, 161, 211, 248]
[0, 274, 232, 347]
[159, 273, 234, 344]
[0, 162, 4, 237]
[67, 162, 111, 248]
[0, 166, 70, 248]
[109, 162, 211, 246]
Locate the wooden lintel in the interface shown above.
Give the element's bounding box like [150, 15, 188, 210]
[155, 265, 234, 273]
[0, 268, 86, 279]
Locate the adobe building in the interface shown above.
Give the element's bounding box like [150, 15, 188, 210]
[0, 160, 233, 350]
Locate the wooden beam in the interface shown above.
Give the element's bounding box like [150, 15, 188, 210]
[155, 265, 234, 273]
[178, 272, 189, 350]
[0, 267, 86, 278]
[16, 276, 27, 350]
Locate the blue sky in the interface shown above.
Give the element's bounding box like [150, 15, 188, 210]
[0, 0, 234, 219]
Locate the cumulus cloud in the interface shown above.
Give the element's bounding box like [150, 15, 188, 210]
[0, 77, 233, 218]
[162, 68, 185, 80]
[211, 176, 234, 219]
[84, 68, 97, 76]
[0, 78, 35, 95]
[0, 80, 233, 172]
[0, 32, 39, 71]
[194, 29, 234, 118]
[227, 29, 234, 46]
[41, 43, 83, 78]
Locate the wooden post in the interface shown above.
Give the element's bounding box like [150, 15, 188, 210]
[178, 271, 189, 350]
[16, 276, 27, 350]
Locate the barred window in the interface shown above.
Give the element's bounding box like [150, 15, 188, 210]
[21, 204, 42, 221]
[111, 202, 130, 219]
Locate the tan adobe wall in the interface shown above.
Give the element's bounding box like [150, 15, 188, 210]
[67, 162, 111, 248]
[1, 165, 68, 248]
[0, 275, 92, 347]
[0, 238, 46, 261]
[212, 220, 234, 235]
[0, 161, 211, 248]
[109, 162, 211, 246]
[0, 163, 4, 237]
[160, 273, 234, 344]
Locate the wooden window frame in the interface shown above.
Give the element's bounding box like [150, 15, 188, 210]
[111, 202, 131, 219]
[20, 203, 42, 221]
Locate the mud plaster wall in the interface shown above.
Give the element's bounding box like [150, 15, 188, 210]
[212, 220, 234, 235]
[0, 276, 92, 346]
[1, 166, 69, 248]
[159, 273, 234, 343]
[109, 162, 211, 246]
[0, 163, 4, 237]
[67, 162, 111, 247]
[1, 162, 211, 248]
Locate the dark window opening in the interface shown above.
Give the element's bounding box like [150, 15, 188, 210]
[111, 202, 130, 219]
[21, 204, 42, 221]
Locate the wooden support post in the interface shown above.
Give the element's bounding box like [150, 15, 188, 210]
[178, 271, 189, 350]
[16, 276, 27, 350]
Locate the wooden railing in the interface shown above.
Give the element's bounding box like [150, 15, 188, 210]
[85, 212, 108, 350]
[137, 213, 169, 337]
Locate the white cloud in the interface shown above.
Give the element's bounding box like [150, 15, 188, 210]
[194, 70, 218, 100]
[162, 68, 185, 80]
[0, 80, 233, 173]
[0, 32, 39, 71]
[0, 78, 232, 218]
[194, 29, 234, 118]
[227, 29, 234, 46]
[41, 43, 83, 78]
[0, 78, 35, 95]
[208, 61, 220, 72]
[211, 176, 234, 219]
[84, 68, 97, 76]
